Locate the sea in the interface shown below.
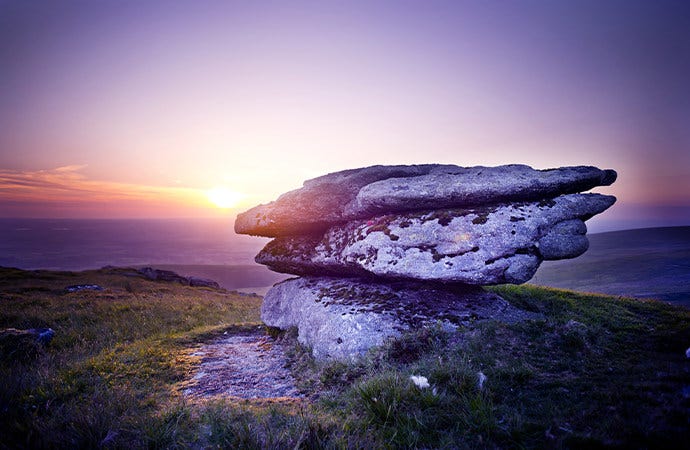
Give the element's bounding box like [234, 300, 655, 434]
[2, 219, 688, 305]
[0, 218, 269, 271]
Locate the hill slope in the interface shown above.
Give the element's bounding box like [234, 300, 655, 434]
[532, 226, 690, 305]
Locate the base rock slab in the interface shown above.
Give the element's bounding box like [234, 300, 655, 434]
[261, 277, 537, 360]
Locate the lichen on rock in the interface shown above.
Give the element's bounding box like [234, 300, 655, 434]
[256, 193, 615, 285]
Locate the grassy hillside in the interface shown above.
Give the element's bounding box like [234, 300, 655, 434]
[1, 267, 689, 448]
[532, 226, 690, 305]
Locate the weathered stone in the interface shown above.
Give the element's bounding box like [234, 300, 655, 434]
[235, 164, 616, 237]
[346, 164, 617, 218]
[138, 267, 190, 284]
[261, 277, 537, 360]
[137, 267, 221, 288]
[188, 277, 221, 289]
[537, 219, 588, 259]
[0, 327, 54, 361]
[65, 284, 105, 293]
[235, 165, 447, 236]
[256, 193, 616, 285]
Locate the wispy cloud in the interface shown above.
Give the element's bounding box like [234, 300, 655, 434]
[0, 166, 205, 205]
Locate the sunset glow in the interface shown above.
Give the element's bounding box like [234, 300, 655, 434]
[0, 165, 211, 218]
[0, 1, 688, 229]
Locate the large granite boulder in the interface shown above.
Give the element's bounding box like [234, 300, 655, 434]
[236, 163, 618, 360]
[235, 164, 616, 237]
[262, 277, 537, 360]
[256, 193, 615, 284]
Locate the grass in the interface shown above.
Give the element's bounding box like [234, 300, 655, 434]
[1, 267, 689, 448]
[0, 267, 261, 448]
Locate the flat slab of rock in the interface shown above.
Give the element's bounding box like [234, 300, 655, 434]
[235, 165, 445, 236]
[262, 277, 538, 360]
[257, 193, 616, 285]
[182, 330, 301, 399]
[346, 164, 617, 218]
[236, 164, 616, 237]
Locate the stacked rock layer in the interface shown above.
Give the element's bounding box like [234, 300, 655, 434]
[236, 164, 617, 360]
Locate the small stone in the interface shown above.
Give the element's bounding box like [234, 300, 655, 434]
[410, 375, 430, 389]
[138, 267, 189, 284]
[34, 328, 55, 345]
[188, 277, 220, 289]
[65, 284, 104, 292]
[478, 371, 488, 390]
[0, 327, 54, 361]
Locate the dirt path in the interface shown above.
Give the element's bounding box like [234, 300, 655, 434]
[181, 328, 302, 400]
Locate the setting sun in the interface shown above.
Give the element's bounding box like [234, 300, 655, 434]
[206, 187, 243, 209]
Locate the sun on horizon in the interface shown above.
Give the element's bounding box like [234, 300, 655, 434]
[206, 187, 244, 209]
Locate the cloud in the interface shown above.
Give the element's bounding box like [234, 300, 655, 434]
[53, 165, 88, 173]
[0, 166, 206, 205]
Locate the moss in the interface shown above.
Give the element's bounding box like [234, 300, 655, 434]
[438, 216, 453, 226]
[364, 215, 401, 241]
[472, 213, 489, 225]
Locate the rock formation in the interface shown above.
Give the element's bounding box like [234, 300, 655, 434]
[138, 267, 221, 289]
[235, 164, 616, 237]
[236, 164, 617, 360]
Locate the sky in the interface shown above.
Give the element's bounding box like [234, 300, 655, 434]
[0, 0, 688, 231]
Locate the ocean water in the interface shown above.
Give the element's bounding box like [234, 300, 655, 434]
[0, 218, 270, 271]
[2, 219, 688, 306]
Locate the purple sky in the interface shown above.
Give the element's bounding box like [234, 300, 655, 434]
[0, 0, 688, 231]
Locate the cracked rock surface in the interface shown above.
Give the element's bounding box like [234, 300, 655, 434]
[181, 329, 301, 399]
